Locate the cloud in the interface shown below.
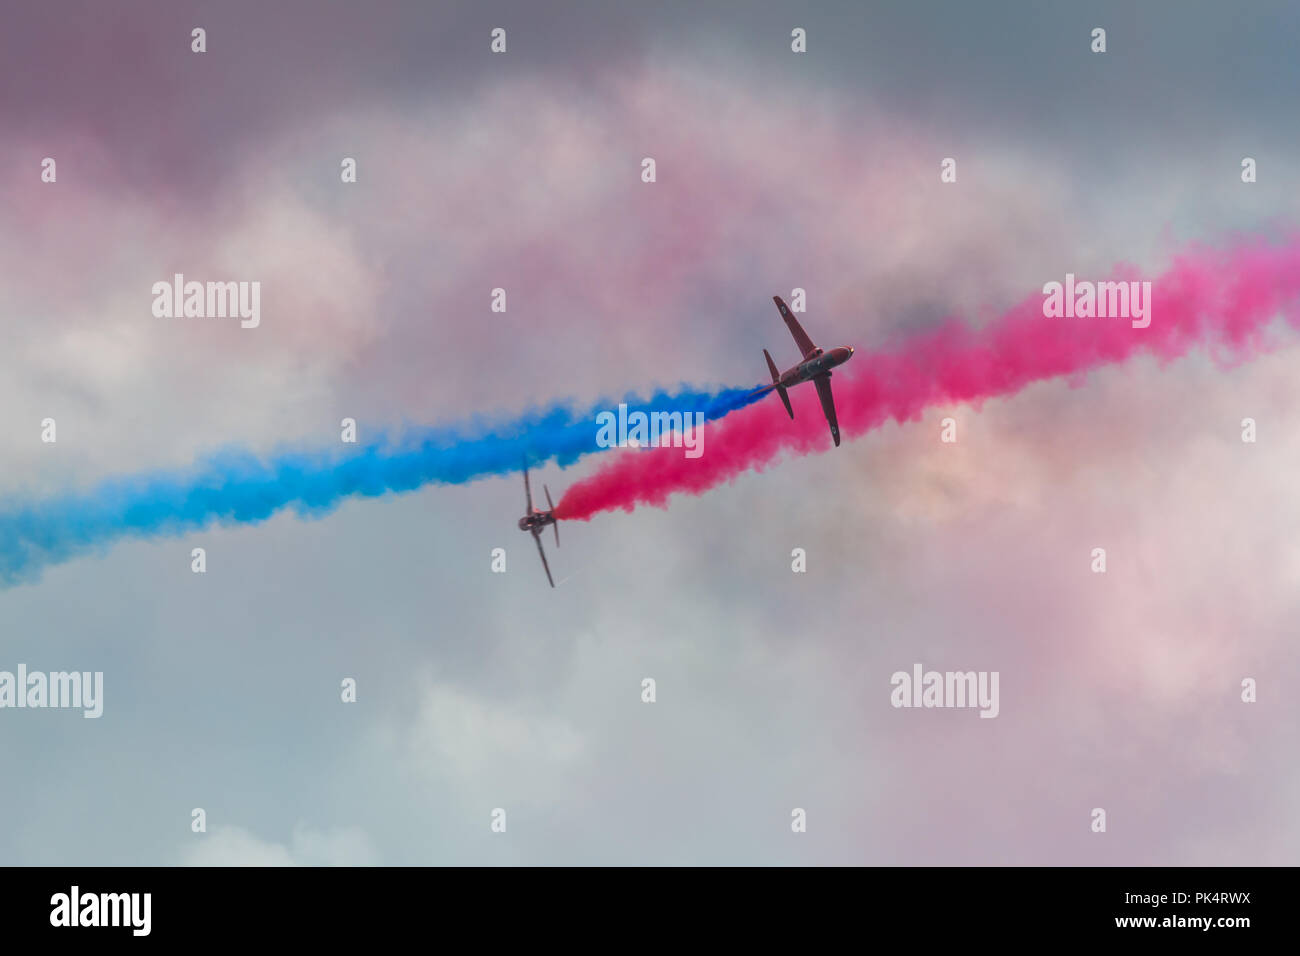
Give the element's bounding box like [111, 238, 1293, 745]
[181, 823, 380, 866]
[399, 680, 587, 808]
[4, 4, 1299, 869]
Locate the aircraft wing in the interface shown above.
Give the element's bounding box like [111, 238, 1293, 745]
[523, 465, 533, 511]
[773, 296, 817, 358]
[532, 530, 555, 588]
[812, 373, 841, 447]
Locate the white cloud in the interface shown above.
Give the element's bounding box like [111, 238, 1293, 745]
[182, 823, 379, 867]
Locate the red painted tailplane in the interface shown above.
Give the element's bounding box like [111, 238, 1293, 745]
[763, 349, 794, 418]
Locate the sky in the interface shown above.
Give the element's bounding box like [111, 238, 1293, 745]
[1, 0, 1299, 865]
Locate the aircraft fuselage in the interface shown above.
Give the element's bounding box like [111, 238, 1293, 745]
[518, 510, 556, 533]
[780, 346, 854, 386]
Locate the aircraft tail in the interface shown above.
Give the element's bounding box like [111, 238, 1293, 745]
[763, 349, 794, 419]
[545, 485, 559, 546]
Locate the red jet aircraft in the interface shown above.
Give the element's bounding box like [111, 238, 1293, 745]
[518, 465, 560, 587]
[756, 295, 855, 446]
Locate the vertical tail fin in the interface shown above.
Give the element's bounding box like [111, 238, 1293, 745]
[763, 349, 794, 419]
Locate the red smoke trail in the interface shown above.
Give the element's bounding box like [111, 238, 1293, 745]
[556, 237, 1300, 520]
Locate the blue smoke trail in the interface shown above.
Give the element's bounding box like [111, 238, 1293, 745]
[0, 384, 763, 585]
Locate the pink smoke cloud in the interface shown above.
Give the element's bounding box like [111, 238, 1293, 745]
[557, 235, 1300, 520]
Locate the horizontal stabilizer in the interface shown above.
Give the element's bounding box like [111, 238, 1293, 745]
[763, 349, 794, 418]
[545, 485, 559, 547]
[763, 348, 781, 384]
[776, 384, 793, 419]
